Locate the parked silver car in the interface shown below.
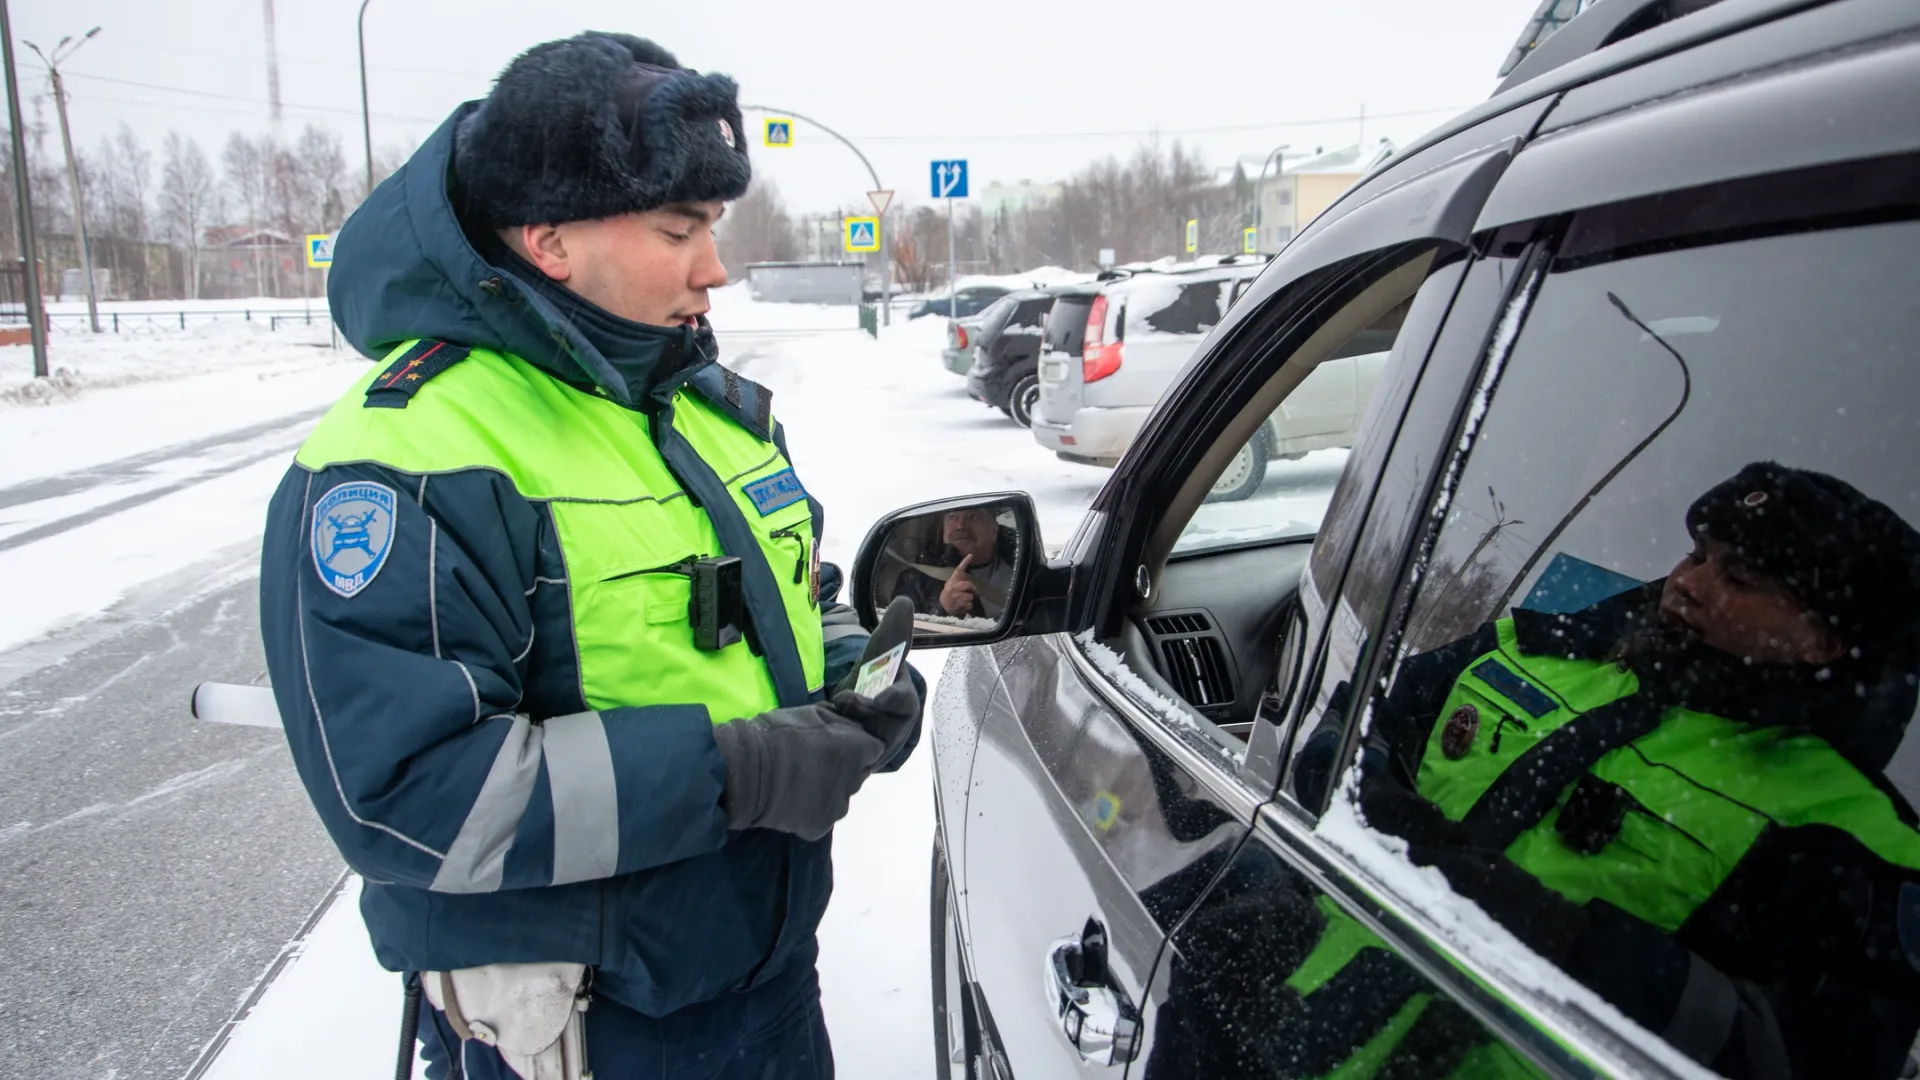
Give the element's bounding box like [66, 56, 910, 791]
[1033, 258, 1388, 500]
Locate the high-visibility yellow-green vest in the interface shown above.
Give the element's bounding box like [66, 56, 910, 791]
[296, 341, 825, 722]
[1417, 617, 1920, 932]
[1285, 897, 1543, 1079]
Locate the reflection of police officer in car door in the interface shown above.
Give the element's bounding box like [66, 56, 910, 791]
[1356, 462, 1920, 1080]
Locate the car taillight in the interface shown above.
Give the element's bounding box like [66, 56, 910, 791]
[1082, 295, 1122, 382]
[954, 325, 969, 349]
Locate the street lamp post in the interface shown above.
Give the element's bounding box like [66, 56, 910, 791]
[357, 0, 375, 195]
[741, 104, 892, 325]
[0, 0, 49, 375]
[25, 28, 102, 334]
[1254, 143, 1290, 255]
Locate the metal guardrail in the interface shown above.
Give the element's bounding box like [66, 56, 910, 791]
[0, 308, 332, 333]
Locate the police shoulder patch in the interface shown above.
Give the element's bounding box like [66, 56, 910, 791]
[743, 467, 807, 516]
[311, 481, 398, 598]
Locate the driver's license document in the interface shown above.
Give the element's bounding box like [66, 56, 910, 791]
[853, 642, 907, 698]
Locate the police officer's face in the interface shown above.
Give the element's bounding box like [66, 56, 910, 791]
[508, 201, 730, 328]
[1660, 537, 1845, 666]
[942, 508, 998, 563]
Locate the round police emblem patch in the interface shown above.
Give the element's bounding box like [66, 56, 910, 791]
[1441, 704, 1480, 760]
[311, 482, 397, 598]
[718, 119, 735, 148]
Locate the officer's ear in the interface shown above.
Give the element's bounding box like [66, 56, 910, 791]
[509, 223, 573, 283]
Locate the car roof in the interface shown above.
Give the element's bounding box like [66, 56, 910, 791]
[1369, 0, 1852, 193]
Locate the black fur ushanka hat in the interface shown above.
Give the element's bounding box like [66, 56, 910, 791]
[454, 32, 751, 228]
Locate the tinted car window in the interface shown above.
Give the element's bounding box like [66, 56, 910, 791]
[1045, 295, 1094, 357]
[1339, 165, 1920, 1079]
[1008, 295, 1054, 330]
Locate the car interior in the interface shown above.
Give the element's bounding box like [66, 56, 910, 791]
[1107, 253, 1438, 748]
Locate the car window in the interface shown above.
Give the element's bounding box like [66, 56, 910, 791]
[1009, 296, 1052, 329]
[1124, 279, 1229, 337]
[1044, 295, 1093, 357]
[1324, 163, 1920, 1079]
[1170, 294, 1412, 559]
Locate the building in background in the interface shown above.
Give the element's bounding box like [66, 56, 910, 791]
[1251, 141, 1397, 254]
[977, 180, 1063, 216]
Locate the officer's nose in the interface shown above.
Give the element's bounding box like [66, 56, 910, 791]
[691, 234, 728, 291]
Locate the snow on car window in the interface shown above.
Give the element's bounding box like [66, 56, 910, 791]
[1126, 279, 1229, 337]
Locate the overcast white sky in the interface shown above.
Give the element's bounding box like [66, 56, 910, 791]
[12, 0, 1540, 217]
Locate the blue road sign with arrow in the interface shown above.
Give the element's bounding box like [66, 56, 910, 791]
[930, 159, 968, 199]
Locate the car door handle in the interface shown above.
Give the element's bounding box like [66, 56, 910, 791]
[1045, 918, 1141, 1066]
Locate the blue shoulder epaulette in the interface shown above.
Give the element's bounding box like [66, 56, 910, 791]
[365, 340, 473, 409]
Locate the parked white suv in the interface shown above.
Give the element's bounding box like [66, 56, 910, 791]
[1032, 260, 1391, 499]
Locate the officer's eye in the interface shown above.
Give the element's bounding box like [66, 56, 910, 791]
[663, 229, 691, 244]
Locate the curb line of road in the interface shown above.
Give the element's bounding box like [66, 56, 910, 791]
[178, 866, 354, 1080]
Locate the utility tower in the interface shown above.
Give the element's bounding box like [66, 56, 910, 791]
[262, 0, 282, 125]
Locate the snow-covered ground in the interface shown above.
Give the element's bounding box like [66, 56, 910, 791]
[0, 284, 1115, 1077]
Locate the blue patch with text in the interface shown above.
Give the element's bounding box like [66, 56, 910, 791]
[311, 481, 397, 598]
[742, 468, 807, 516]
[1470, 659, 1560, 719]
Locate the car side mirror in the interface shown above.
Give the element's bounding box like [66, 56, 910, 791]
[852, 492, 1048, 647]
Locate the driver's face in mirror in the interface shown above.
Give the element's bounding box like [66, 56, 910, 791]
[875, 503, 1022, 634]
[942, 507, 1000, 565]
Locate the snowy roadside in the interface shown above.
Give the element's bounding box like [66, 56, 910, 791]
[0, 323, 368, 658]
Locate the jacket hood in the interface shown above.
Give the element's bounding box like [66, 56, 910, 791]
[328, 103, 717, 409]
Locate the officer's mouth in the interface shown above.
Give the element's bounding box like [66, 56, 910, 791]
[676, 310, 708, 328]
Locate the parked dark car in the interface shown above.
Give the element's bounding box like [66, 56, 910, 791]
[965, 289, 1058, 427]
[851, 1, 1920, 1077]
[909, 284, 1016, 321]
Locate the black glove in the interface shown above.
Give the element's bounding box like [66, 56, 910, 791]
[829, 681, 919, 764]
[711, 701, 887, 840]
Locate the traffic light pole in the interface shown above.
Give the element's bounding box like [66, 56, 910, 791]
[741, 104, 891, 325]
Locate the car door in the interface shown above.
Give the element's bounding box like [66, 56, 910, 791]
[955, 129, 1538, 1079]
[1264, 34, 1920, 1080]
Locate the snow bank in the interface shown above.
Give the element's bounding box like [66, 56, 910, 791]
[0, 318, 348, 408]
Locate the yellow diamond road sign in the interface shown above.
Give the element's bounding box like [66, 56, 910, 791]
[844, 217, 880, 253]
[764, 118, 793, 147]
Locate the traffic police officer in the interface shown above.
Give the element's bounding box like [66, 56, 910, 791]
[259, 32, 919, 1079]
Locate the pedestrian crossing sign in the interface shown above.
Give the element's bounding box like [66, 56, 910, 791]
[764, 119, 793, 147]
[844, 216, 880, 253]
[1243, 226, 1258, 254]
[306, 234, 335, 268]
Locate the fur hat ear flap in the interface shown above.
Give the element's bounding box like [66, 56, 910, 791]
[453, 31, 749, 229]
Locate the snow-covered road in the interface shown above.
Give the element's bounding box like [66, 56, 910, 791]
[0, 289, 1113, 1079]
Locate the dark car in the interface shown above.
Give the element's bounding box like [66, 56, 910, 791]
[909, 284, 1016, 321]
[965, 289, 1059, 427]
[850, 2, 1920, 1077]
